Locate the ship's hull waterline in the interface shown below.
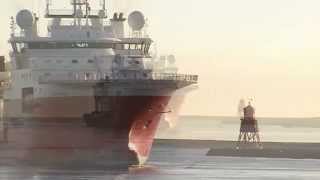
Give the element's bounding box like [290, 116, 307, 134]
[1, 95, 179, 167]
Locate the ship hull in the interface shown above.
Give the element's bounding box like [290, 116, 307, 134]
[3, 96, 95, 118]
[1, 76, 196, 168]
[1, 95, 172, 167]
[160, 86, 198, 129]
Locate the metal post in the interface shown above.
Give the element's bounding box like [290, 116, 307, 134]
[237, 118, 263, 149]
[102, 0, 106, 11]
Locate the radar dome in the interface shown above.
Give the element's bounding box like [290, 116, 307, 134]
[16, 10, 34, 29]
[128, 11, 145, 31]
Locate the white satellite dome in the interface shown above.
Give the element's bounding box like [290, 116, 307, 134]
[128, 11, 145, 31]
[16, 9, 34, 29]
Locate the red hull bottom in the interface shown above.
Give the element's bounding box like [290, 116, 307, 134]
[1, 96, 172, 167]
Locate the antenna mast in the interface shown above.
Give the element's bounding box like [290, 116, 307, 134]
[101, 0, 106, 11]
[45, 0, 107, 19]
[46, 0, 51, 17]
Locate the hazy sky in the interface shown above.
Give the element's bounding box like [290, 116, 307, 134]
[2, 0, 320, 117]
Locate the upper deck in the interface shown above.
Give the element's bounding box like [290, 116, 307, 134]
[10, 0, 151, 53]
[8, 0, 184, 80]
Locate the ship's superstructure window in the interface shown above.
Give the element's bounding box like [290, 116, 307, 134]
[124, 44, 130, 50]
[12, 41, 151, 56]
[72, 59, 79, 64]
[22, 41, 151, 51]
[20, 72, 32, 81]
[28, 42, 114, 49]
[88, 59, 94, 63]
[116, 43, 149, 51]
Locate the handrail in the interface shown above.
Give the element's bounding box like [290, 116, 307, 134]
[38, 72, 198, 84]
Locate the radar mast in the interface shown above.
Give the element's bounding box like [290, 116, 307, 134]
[45, 0, 107, 19]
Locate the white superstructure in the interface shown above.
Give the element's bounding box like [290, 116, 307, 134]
[5, 0, 179, 118]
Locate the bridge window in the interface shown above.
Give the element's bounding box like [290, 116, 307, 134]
[124, 44, 130, 50]
[135, 44, 142, 50]
[115, 43, 147, 51]
[28, 42, 114, 49]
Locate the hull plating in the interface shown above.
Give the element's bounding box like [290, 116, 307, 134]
[1, 95, 172, 167]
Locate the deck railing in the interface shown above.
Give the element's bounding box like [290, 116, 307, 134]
[38, 72, 198, 84]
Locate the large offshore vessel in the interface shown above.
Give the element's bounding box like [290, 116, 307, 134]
[0, 0, 198, 166]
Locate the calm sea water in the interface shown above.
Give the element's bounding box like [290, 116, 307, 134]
[1, 116, 320, 179]
[157, 116, 320, 142]
[1, 147, 320, 179]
